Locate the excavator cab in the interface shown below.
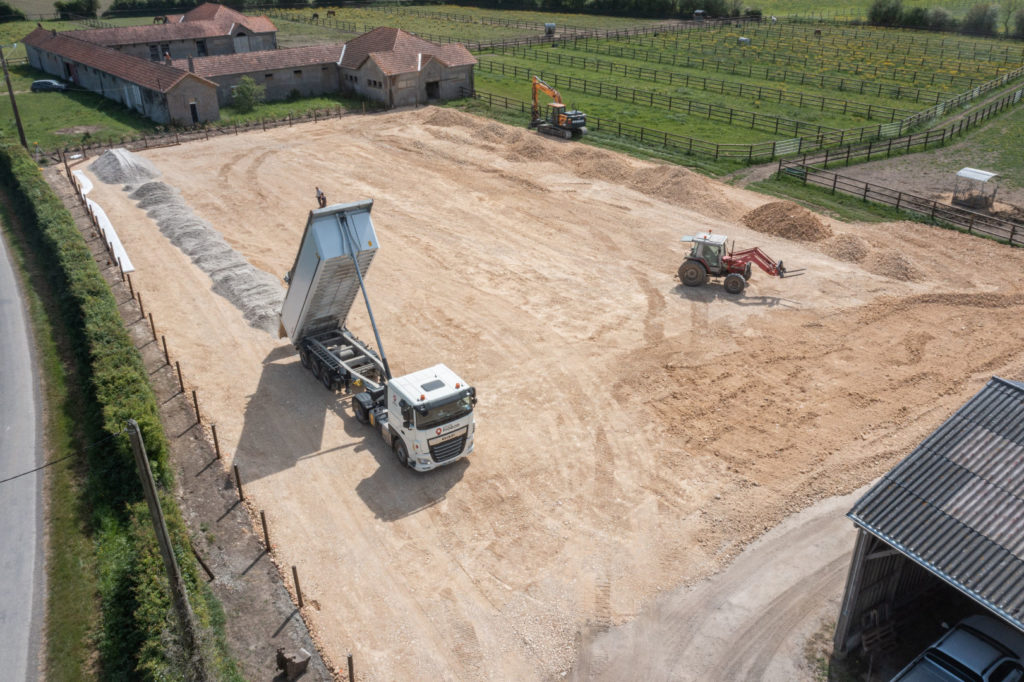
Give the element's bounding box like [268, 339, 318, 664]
[531, 76, 587, 139]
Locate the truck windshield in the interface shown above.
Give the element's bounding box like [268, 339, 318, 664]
[416, 396, 473, 430]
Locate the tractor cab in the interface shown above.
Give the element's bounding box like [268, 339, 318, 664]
[682, 233, 728, 274]
[678, 232, 787, 295]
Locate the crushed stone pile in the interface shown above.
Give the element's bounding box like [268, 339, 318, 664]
[865, 251, 926, 282]
[822, 233, 871, 263]
[126, 181, 284, 332]
[89, 148, 160, 185]
[742, 201, 833, 242]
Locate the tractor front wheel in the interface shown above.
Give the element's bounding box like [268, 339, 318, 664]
[679, 261, 708, 287]
[724, 273, 746, 295]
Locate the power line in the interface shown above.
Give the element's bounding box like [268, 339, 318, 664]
[0, 428, 126, 486]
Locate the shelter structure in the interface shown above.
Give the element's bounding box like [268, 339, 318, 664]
[23, 27, 219, 125]
[173, 44, 344, 105]
[953, 168, 1000, 209]
[68, 3, 277, 61]
[337, 27, 477, 108]
[834, 377, 1024, 656]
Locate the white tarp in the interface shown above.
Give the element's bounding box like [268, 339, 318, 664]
[956, 168, 999, 183]
[72, 170, 135, 272]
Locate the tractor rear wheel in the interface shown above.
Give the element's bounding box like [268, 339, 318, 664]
[679, 261, 708, 287]
[724, 273, 746, 295]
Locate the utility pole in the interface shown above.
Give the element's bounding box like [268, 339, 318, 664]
[126, 420, 207, 680]
[0, 43, 27, 149]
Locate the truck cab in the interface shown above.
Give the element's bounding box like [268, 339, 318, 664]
[384, 364, 476, 472]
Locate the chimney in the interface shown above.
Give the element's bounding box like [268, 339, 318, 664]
[187, 55, 194, 73]
[164, 52, 172, 65]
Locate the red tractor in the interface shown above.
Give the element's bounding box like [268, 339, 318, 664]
[678, 232, 786, 294]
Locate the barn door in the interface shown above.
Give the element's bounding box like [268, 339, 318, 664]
[232, 32, 250, 53]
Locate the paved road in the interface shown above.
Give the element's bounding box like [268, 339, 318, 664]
[0, 228, 44, 680]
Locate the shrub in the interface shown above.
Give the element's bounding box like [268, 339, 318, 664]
[54, 0, 98, 19]
[232, 76, 265, 113]
[744, 7, 763, 17]
[929, 7, 957, 30]
[868, 0, 904, 25]
[0, 0, 25, 22]
[961, 3, 998, 33]
[902, 6, 929, 27]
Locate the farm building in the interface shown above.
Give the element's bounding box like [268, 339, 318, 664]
[834, 376, 1024, 656]
[68, 3, 277, 61]
[23, 28, 219, 125]
[338, 27, 476, 108]
[171, 44, 345, 106]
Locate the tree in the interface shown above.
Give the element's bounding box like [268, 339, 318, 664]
[928, 7, 956, 30]
[1015, 7, 1024, 35]
[868, 0, 904, 26]
[232, 76, 264, 113]
[54, 0, 98, 19]
[1001, 0, 1024, 33]
[961, 3, 998, 34]
[0, 1, 26, 22]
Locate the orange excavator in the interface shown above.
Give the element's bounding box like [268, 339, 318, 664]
[530, 76, 587, 140]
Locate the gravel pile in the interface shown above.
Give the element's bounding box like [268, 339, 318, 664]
[865, 251, 926, 282]
[742, 201, 833, 242]
[89, 148, 160, 185]
[126, 181, 284, 333]
[822, 233, 871, 263]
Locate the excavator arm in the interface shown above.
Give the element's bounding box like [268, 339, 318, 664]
[531, 76, 563, 123]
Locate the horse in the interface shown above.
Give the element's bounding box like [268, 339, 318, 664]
[326, 10, 335, 18]
[153, 15, 167, 24]
[311, 12, 318, 21]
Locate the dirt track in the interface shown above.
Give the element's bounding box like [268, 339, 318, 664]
[80, 107, 1024, 680]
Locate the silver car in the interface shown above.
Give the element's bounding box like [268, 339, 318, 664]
[892, 614, 1024, 681]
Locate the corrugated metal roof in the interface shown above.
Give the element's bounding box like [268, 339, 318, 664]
[957, 167, 1000, 182]
[849, 377, 1024, 629]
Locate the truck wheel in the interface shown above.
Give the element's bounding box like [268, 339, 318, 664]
[352, 397, 369, 424]
[724, 273, 746, 294]
[395, 440, 409, 467]
[679, 261, 708, 287]
[321, 368, 334, 391]
[299, 347, 311, 369]
[311, 359, 322, 380]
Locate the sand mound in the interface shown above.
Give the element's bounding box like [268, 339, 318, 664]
[478, 122, 523, 145]
[822, 233, 870, 263]
[865, 251, 926, 282]
[510, 137, 548, 161]
[423, 107, 474, 128]
[90, 148, 160, 185]
[126, 181, 284, 332]
[742, 201, 833, 242]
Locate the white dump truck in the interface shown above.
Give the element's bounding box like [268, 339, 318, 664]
[279, 199, 476, 471]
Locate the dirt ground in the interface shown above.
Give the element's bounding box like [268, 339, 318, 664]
[78, 107, 1024, 681]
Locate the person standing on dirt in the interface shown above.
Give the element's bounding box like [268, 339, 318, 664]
[315, 187, 326, 208]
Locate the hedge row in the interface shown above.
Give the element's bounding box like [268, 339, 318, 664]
[0, 143, 239, 680]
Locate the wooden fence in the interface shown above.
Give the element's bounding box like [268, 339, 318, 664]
[475, 60, 842, 138]
[776, 160, 1023, 246]
[484, 45, 916, 121]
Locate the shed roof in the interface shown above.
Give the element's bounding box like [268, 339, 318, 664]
[339, 26, 476, 76]
[172, 44, 344, 78]
[69, 3, 275, 48]
[849, 377, 1024, 630]
[22, 27, 216, 93]
[957, 168, 1000, 182]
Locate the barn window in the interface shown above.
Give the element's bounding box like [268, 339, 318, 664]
[293, 70, 302, 76]
[196, 39, 207, 56]
[160, 43, 170, 56]
[265, 73, 273, 80]
[149, 45, 159, 61]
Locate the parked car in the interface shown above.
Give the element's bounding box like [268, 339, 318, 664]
[892, 614, 1024, 681]
[30, 79, 67, 92]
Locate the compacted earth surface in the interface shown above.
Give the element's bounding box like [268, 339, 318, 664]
[77, 106, 1024, 681]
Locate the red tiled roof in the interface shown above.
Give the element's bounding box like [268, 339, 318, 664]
[22, 27, 216, 93]
[172, 44, 345, 78]
[70, 3, 275, 47]
[339, 27, 476, 76]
